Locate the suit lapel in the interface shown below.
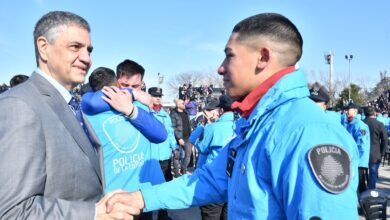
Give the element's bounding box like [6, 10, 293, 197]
[30, 72, 102, 182]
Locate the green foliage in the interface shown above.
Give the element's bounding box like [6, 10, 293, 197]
[335, 84, 365, 109]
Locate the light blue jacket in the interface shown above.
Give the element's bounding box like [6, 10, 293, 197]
[189, 125, 205, 146]
[140, 68, 359, 219]
[196, 112, 235, 167]
[151, 107, 177, 161]
[376, 114, 386, 126]
[189, 124, 206, 166]
[342, 117, 371, 168]
[82, 91, 165, 193]
[324, 110, 341, 123]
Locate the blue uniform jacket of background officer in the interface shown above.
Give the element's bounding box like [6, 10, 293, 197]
[196, 111, 235, 167]
[82, 91, 165, 193]
[342, 116, 370, 168]
[139, 68, 360, 220]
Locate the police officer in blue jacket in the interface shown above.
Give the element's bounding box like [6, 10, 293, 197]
[83, 67, 167, 220]
[189, 99, 219, 168]
[195, 94, 235, 220]
[309, 82, 341, 123]
[105, 13, 360, 219]
[342, 102, 370, 193]
[148, 87, 177, 220]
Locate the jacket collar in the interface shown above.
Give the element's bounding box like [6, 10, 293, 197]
[247, 68, 309, 122]
[231, 66, 296, 118]
[233, 68, 309, 139]
[151, 107, 168, 116]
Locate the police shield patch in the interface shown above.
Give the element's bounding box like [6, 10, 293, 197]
[308, 144, 351, 194]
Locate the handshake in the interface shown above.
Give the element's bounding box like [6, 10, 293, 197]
[96, 190, 145, 220]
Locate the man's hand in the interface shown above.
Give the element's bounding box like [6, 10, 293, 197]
[132, 90, 153, 109]
[106, 191, 145, 216]
[102, 86, 134, 116]
[178, 139, 185, 146]
[96, 190, 140, 220]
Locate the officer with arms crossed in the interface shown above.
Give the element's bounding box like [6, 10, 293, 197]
[105, 13, 360, 219]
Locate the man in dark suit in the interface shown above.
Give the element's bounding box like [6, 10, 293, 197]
[364, 106, 388, 189]
[0, 11, 133, 219]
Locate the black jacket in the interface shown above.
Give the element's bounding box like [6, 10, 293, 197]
[170, 108, 191, 141]
[363, 117, 388, 163]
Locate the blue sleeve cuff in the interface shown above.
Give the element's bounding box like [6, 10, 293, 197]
[140, 183, 161, 212]
[127, 103, 168, 143]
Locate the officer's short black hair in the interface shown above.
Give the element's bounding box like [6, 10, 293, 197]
[364, 106, 376, 117]
[89, 67, 117, 92]
[116, 59, 145, 80]
[10, 74, 29, 87]
[233, 13, 303, 66]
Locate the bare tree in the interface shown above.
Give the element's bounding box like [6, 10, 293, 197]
[304, 68, 347, 108]
[167, 70, 223, 98]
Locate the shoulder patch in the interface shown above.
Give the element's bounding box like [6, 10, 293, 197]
[308, 144, 351, 194]
[361, 129, 366, 136]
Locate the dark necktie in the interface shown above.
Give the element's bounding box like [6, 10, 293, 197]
[69, 96, 94, 149]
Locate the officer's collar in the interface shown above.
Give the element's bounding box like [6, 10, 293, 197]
[231, 66, 295, 118]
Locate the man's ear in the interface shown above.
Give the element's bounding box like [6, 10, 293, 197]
[36, 36, 49, 62]
[257, 47, 271, 69]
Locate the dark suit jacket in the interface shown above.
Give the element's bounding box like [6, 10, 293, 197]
[0, 72, 103, 219]
[364, 117, 388, 163]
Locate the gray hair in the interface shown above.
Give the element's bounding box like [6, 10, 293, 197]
[33, 11, 90, 66]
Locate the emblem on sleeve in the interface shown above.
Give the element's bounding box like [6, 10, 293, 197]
[361, 129, 366, 136]
[308, 144, 351, 194]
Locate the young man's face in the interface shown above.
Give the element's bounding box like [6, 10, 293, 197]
[117, 73, 143, 90]
[218, 33, 260, 100]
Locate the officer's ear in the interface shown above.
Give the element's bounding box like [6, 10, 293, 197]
[256, 47, 271, 70]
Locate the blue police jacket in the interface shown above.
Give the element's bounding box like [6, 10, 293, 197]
[196, 111, 235, 167]
[376, 114, 386, 126]
[82, 89, 167, 143]
[324, 110, 341, 123]
[140, 68, 360, 219]
[341, 112, 347, 124]
[82, 91, 165, 193]
[150, 107, 177, 161]
[189, 125, 204, 145]
[342, 117, 371, 168]
[189, 125, 206, 167]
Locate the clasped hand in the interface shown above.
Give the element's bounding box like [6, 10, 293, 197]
[96, 189, 145, 220]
